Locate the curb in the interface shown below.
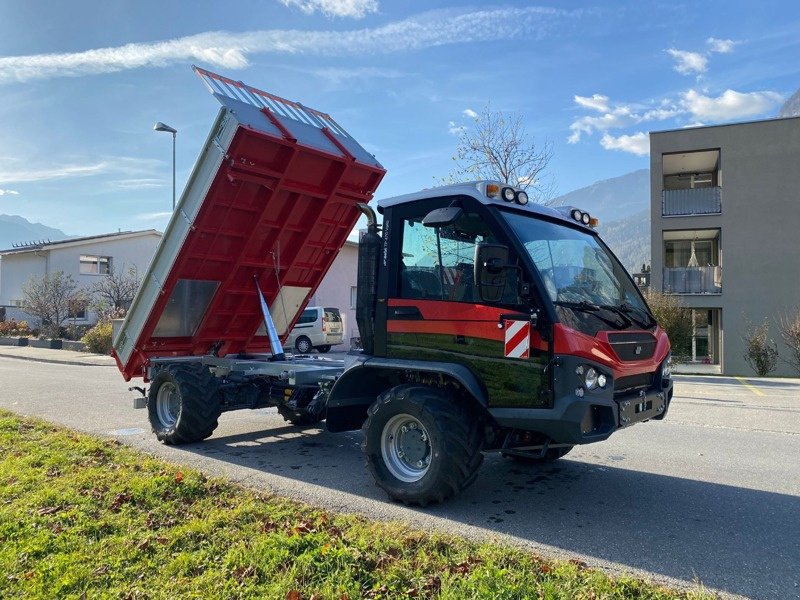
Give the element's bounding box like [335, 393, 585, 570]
[0, 353, 115, 368]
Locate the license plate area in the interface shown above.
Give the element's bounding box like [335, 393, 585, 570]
[618, 391, 665, 426]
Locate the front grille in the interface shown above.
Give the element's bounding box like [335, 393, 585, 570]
[614, 371, 655, 397]
[608, 332, 656, 361]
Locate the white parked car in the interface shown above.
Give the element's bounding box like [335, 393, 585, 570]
[285, 307, 343, 353]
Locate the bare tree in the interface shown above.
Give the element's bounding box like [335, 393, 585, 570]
[778, 308, 800, 375]
[448, 104, 556, 204]
[21, 271, 81, 338]
[91, 265, 141, 320]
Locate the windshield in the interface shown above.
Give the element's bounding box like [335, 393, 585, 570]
[502, 210, 649, 316]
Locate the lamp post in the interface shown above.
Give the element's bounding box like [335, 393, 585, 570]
[153, 122, 177, 210]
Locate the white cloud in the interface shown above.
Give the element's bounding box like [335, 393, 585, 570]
[0, 188, 20, 195]
[463, 108, 478, 119]
[707, 37, 737, 54]
[0, 8, 578, 84]
[682, 89, 783, 120]
[600, 132, 649, 156]
[568, 105, 634, 143]
[112, 178, 165, 189]
[667, 48, 708, 75]
[135, 211, 172, 222]
[574, 94, 609, 113]
[280, 0, 378, 19]
[448, 121, 466, 135]
[0, 162, 108, 184]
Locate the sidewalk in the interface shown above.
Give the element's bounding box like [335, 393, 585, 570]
[0, 344, 116, 367]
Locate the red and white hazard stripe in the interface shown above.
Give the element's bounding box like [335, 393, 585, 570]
[504, 320, 530, 359]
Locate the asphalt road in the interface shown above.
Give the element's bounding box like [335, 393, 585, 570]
[1, 355, 798, 600]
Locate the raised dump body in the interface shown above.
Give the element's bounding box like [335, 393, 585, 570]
[113, 67, 385, 381]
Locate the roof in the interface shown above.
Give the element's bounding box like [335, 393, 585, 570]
[650, 114, 800, 136]
[375, 180, 593, 230]
[0, 230, 162, 256]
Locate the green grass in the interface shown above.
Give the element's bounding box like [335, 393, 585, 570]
[0, 410, 714, 599]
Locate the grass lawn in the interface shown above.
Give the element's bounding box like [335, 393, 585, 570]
[0, 410, 714, 599]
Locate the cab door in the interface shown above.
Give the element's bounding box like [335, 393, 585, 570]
[383, 197, 551, 408]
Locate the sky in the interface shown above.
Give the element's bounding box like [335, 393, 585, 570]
[0, 0, 798, 237]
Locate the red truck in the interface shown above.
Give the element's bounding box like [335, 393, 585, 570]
[114, 67, 672, 505]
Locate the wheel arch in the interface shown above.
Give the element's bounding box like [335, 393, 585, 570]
[325, 359, 489, 433]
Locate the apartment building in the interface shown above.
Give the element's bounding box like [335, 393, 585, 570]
[650, 116, 800, 376]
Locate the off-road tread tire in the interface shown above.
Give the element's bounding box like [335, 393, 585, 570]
[502, 445, 574, 464]
[147, 363, 221, 445]
[363, 384, 484, 506]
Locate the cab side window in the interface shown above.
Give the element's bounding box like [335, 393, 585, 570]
[399, 211, 519, 304]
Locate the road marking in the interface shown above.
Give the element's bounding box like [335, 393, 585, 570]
[734, 377, 765, 396]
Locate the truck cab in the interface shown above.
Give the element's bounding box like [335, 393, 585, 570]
[326, 181, 672, 503]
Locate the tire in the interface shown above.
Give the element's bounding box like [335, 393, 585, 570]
[363, 384, 484, 506]
[295, 336, 312, 354]
[502, 445, 573, 464]
[316, 345, 331, 354]
[147, 363, 222, 445]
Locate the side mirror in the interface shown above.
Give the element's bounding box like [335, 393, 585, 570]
[422, 206, 463, 228]
[474, 243, 509, 303]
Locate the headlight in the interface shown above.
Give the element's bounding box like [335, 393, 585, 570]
[597, 373, 607, 388]
[662, 353, 672, 379]
[571, 209, 582, 221]
[585, 367, 599, 390]
[516, 191, 529, 205]
[581, 212, 591, 225]
[502, 186, 516, 202]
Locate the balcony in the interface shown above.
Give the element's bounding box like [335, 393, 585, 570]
[663, 266, 722, 294]
[662, 187, 721, 216]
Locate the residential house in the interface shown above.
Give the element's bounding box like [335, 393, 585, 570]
[306, 240, 358, 350]
[0, 230, 162, 327]
[650, 116, 800, 375]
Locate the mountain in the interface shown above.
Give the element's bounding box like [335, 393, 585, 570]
[0, 215, 69, 251]
[778, 89, 800, 118]
[551, 170, 651, 272]
[551, 168, 650, 223]
[598, 209, 651, 274]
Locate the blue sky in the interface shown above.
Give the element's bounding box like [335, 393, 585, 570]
[0, 0, 798, 236]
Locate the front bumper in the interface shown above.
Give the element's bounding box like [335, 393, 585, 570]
[489, 355, 673, 445]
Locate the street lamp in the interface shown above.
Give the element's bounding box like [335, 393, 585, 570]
[153, 121, 177, 210]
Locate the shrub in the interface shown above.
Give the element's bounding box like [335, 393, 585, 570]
[643, 290, 692, 358]
[778, 308, 800, 376]
[742, 319, 779, 377]
[81, 321, 113, 355]
[0, 319, 32, 337]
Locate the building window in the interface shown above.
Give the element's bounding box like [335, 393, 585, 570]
[80, 255, 112, 275]
[350, 286, 358, 309]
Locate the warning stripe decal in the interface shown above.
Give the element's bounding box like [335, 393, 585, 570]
[504, 320, 531, 359]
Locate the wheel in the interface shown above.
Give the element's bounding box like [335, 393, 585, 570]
[295, 336, 312, 354]
[316, 345, 331, 353]
[502, 445, 573, 464]
[147, 363, 221, 444]
[363, 384, 484, 506]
